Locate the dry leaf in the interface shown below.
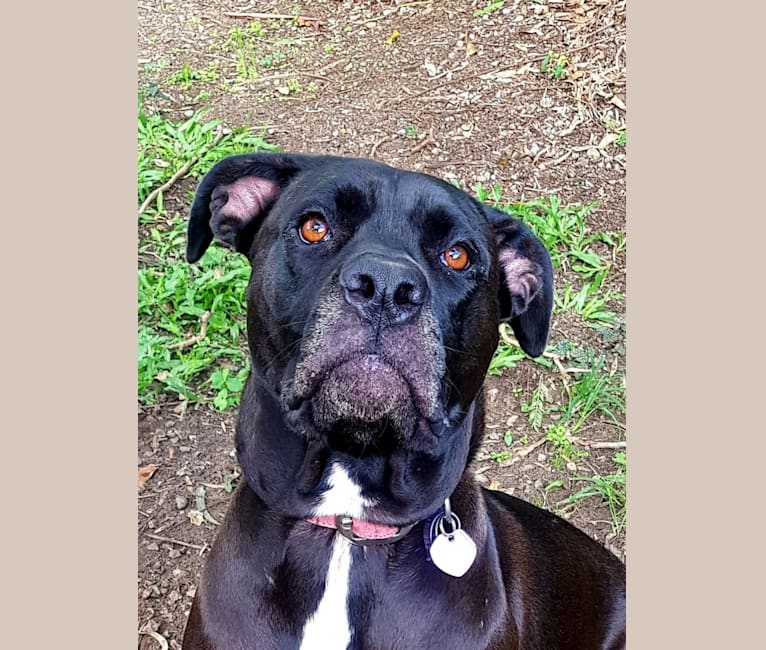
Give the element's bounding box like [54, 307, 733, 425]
[296, 16, 321, 30]
[610, 95, 626, 111]
[138, 464, 157, 490]
[385, 29, 400, 45]
[465, 41, 477, 56]
[187, 510, 204, 526]
[597, 132, 619, 150]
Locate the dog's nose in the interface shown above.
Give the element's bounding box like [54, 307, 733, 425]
[340, 253, 428, 325]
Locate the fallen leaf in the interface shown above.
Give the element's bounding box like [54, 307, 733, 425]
[138, 464, 157, 490]
[296, 16, 321, 30]
[597, 132, 619, 150]
[385, 29, 400, 45]
[466, 40, 477, 56]
[187, 510, 204, 526]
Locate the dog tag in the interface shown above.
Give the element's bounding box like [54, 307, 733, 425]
[429, 528, 477, 577]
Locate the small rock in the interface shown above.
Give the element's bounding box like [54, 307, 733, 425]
[169, 549, 182, 559]
[566, 461, 577, 472]
[179, 446, 191, 453]
[146, 542, 159, 551]
[175, 495, 189, 510]
[537, 453, 547, 462]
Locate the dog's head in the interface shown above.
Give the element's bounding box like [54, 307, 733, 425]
[187, 153, 552, 521]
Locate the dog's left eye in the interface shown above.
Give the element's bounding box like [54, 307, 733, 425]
[299, 214, 331, 244]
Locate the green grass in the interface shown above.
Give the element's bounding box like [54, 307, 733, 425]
[138, 231, 251, 407]
[521, 379, 549, 431]
[137, 103, 277, 406]
[560, 451, 626, 533]
[545, 424, 588, 470]
[137, 100, 278, 215]
[484, 195, 625, 330]
[168, 63, 218, 90]
[541, 50, 569, 80]
[558, 350, 625, 433]
[478, 190, 626, 533]
[474, 1, 505, 17]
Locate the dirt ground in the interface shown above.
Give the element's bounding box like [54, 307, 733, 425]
[137, 1, 626, 647]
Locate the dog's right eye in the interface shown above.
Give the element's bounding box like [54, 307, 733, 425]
[442, 244, 471, 271]
[299, 215, 331, 244]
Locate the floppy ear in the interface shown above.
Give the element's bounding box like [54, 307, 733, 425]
[186, 152, 311, 263]
[484, 206, 554, 357]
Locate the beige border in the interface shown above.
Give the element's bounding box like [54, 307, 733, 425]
[628, 2, 763, 647]
[3, 2, 137, 647]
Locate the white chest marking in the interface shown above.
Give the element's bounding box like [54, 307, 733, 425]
[299, 464, 371, 650]
[311, 463, 374, 518]
[298, 535, 353, 650]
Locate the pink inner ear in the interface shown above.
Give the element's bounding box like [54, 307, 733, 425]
[498, 248, 540, 300]
[220, 176, 279, 222]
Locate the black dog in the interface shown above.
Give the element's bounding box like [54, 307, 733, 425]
[181, 153, 626, 649]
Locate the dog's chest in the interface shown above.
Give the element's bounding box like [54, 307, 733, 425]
[298, 535, 354, 650]
[298, 464, 364, 650]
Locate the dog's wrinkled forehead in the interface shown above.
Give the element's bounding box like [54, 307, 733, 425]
[273, 160, 493, 252]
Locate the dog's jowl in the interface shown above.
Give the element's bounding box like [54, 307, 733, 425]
[180, 153, 626, 650]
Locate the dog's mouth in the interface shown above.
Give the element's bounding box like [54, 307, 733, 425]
[286, 353, 421, 455]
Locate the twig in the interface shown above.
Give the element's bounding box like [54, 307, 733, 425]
[510, 438, 548, 464]
[151, 520, 180, 536]
[138, 133, 223, 215]
[538, 150, 573, 171]
[409, 128, 436, 154]
[394, 68, 496, 104]
[225, 11, 318, 22]
[144, 533, 207, 551]
[551, 355, 571, 397]
[222, 70, 336, 87]
[139, 629, 169, 650]
[370, 135, 393, 158]
[499, 325, 572, 396]
[168, 311, 212, 351]
[498, 326, 557, 361]
[347, 1, 433, 27]
[423, 159, 487, 169]
[572, 438, 627, 450]
[316, 57, 349, 75]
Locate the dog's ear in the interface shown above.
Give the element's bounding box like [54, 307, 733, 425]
[484, 206, 554, 357]
[186, 152, 311, 263]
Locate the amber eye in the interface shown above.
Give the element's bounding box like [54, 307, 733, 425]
[299, 215, 330, 244]
[442, 244, 470, 271]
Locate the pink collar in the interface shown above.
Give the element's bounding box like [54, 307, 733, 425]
[306, 514, 416, 546]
